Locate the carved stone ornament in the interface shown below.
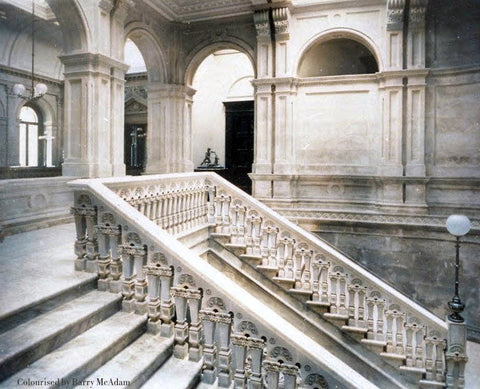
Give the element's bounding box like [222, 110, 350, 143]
[387, 0, 406, 31]
[254, 10, 270, 39]
[305, 373, 329, 388]
[270, 346, 293, 361]
[272, 7, 289, 36]
[409, 0, 427, 29]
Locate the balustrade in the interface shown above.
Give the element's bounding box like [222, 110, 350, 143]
[70, 172, 461, 388]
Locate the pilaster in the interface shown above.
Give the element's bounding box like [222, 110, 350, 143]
[272, 7, 290, 77]
[60, 53, 128, 177]
[145, 83, 196, 174]
[386, 0, 406, 70]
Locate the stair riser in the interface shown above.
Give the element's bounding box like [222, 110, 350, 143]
[0, 296, 120, 381]
[62, 320, 147, 388]
[0, 277, 97, 334]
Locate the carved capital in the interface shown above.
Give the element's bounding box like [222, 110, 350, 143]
[387, 0, 406, 31]
[254, 10, 270, 40]
[272, 7, 289, 40]
[199, 310, 232, 324]
[119, 244, 145, 256]
[409, 0, 427, 29]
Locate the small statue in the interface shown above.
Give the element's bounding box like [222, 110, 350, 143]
[200, 148, 212, 166]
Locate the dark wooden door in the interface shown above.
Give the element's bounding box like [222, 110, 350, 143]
[224, 101, 254, 194]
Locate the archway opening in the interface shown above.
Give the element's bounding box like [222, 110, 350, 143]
[298, 38, 378, 77]
[124, 38, 148, 175]
[192, 49, 254, 193]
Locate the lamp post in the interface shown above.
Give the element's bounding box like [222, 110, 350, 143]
[445, 214, 471, 323]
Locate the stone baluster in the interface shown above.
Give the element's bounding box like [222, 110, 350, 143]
[133, 247, 148, 314]
[150, 193, 158, 222]
[329, 267, 348, 316]
[171, 286, 189, 358]
[172, 193, 179, 234]
[251, 215, 262, 257]
[187, 289, 203, 361]
[277, 235, 295, 278]
[424, 333, 446, 383]
[186, 190, 193, 229]
[280, 364, 299, 389]
[108, 226, 122, 293]
[84, 205, 99, 272]
[231, 335, 249, 388]
[71, 205, 87, 270]
[293, 245, 312, 290]
[144, 253, 164, 326]
[231, 202, 246, 246]
[404, 319, 425, 368]
[207, 185, 216, 224]
[159, 265, 174, 337]
[214, 194, 226, 232]
[199, 310, 218, 384]
[216, 313, 233, 387]
[248, 338, 264, 389]
[366, 293, 386, 341]
[261, 225, 278, 267]
[263, 361, 281, 388]
[94, 219, 120, 291]
[384, 306, 406, 355]
[161, 194, 168, 229]
[311, 256, 330, 304]
[347, 280, 368, 328]
[144, 194, 152, 220]
[166, 193, 173, 232]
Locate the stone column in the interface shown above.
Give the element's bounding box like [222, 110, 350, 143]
[60, 53, 128, 177]
[145, 83, 196, 174]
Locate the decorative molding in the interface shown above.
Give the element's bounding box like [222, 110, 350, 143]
[409, 0, 427, 29]
[275, 209, 480, 230]
[387, 0, 406, 31]
[0, 65, 63, 87]
[253, 9, 270, 39]
[272, 7, 289, 39]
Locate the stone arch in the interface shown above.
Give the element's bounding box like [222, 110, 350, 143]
[184, 39, 256, 87]
[46, 0, 90, 53]
[295, 28, 383, 77]
[125, 23, 168, 83]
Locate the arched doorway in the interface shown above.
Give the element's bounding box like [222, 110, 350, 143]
[18, 105, 42, 167]
[191, 49, 255, 193]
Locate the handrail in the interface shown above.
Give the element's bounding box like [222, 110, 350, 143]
[69, 175, 378, 389]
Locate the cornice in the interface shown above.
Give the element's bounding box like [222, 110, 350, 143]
[0, 65, 63, 87]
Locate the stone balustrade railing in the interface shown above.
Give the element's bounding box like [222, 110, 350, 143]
[70, 173, 467, 388]
[70, 174, 377, 389]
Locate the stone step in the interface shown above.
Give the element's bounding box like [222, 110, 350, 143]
[0, 290, 122, 381]
[0, 275, 97, 334]
[141, 355, 202, 389]
[256, 265, 278, 278]
[81, 333, 174, 389]
[1, 311, 147, 388]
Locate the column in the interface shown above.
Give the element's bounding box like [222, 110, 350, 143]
[145, 83, 196, 174]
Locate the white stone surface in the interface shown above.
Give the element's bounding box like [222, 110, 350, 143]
[0, 223, 94, 320]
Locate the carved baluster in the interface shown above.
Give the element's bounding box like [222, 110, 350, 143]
[95, 216, 121, 291]
[199, 311, 217, 384]
[405, 318, 425, 368]
[277, 235, 294, 278]
[94, 225, 109, 282]
[281, 365, 299, 389]
[231, 202, 246, 246]
[214, 194, 225, 232]
[384, 305, 406, 356]
[251, 215, 262, 257]
[232, 335, 248, 388]
[366, 293, 386, 342]
[260, 226, 270, 266]
[245, 214, 254, 256]
[263, 361, 281, 389]
[145, 255, 161, 325]
[268, 227, 279, 267]
[120, 249, 134, 303]
[301, 250, 312, 290]
[150, 193, 158, 223]
[207, 185, 216, 224]
[144, 195, 152, 220]
[424, 333, 446, 382]
[118, 232, 144, 312]
[166, 193, 173, 232]
[171, 286, 189, 358]
[216, 312, 233, 387]
[108, 226, 123, 293]
[133, 246, 148, 314]
[329, 267, 348, 316]
[248, 338, 264, 389]
[84, 205, 98, 272]
[71, 204, 87, 270]
[347, 280, 368, 328]
[293, 246, 304, 288]
[187, 289, 203, 361]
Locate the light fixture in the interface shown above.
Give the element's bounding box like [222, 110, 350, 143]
[445, 214, 471, 323]
[13, 0, 48, 101]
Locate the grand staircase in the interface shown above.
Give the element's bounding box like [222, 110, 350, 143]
[0, 172, 469, 388]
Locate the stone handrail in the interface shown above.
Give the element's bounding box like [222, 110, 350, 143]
[69, 175, 378, 389]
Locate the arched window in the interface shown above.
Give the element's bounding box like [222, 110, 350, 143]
[298, 38, 378, 77]
[19, 106, 40, 167]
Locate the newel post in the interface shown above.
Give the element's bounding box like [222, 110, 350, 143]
[445, 319, 468, 388]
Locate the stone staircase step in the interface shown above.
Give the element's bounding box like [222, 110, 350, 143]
[323, 312, 349, 327]
[81, 333, 174, 389]
[306, 300, 331, 314]
[0, 290, 122, 380]
[288, 288, 313, 299]
[361, 338, 387, 353]
[239, 253, 262, 266]
[256, 265, 278, 278]
[1, 311, 147, 388]
[0, 275, 97, 334]
[272, 276, 295, 289]
[141, 355, 202, 389]
[341, 325, 368, 341]
[224, 243, 246, 257]
[210, 233, 231, 244]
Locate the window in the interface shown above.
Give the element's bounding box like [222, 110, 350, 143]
[19, 106, 41, 167]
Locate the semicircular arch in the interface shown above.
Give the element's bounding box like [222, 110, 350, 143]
[184, 39, 256, 87]
[295, 28, 383, 76]
[125, 23, 168, 83]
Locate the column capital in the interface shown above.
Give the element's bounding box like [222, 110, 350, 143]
[387, 0, 406, 31]
[272, 7, 290, 41]
[147, 83, 196, 99]
[409, 0, 428, 29]
[60, 52, 129, 76]
[254, 10, 271, 42]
